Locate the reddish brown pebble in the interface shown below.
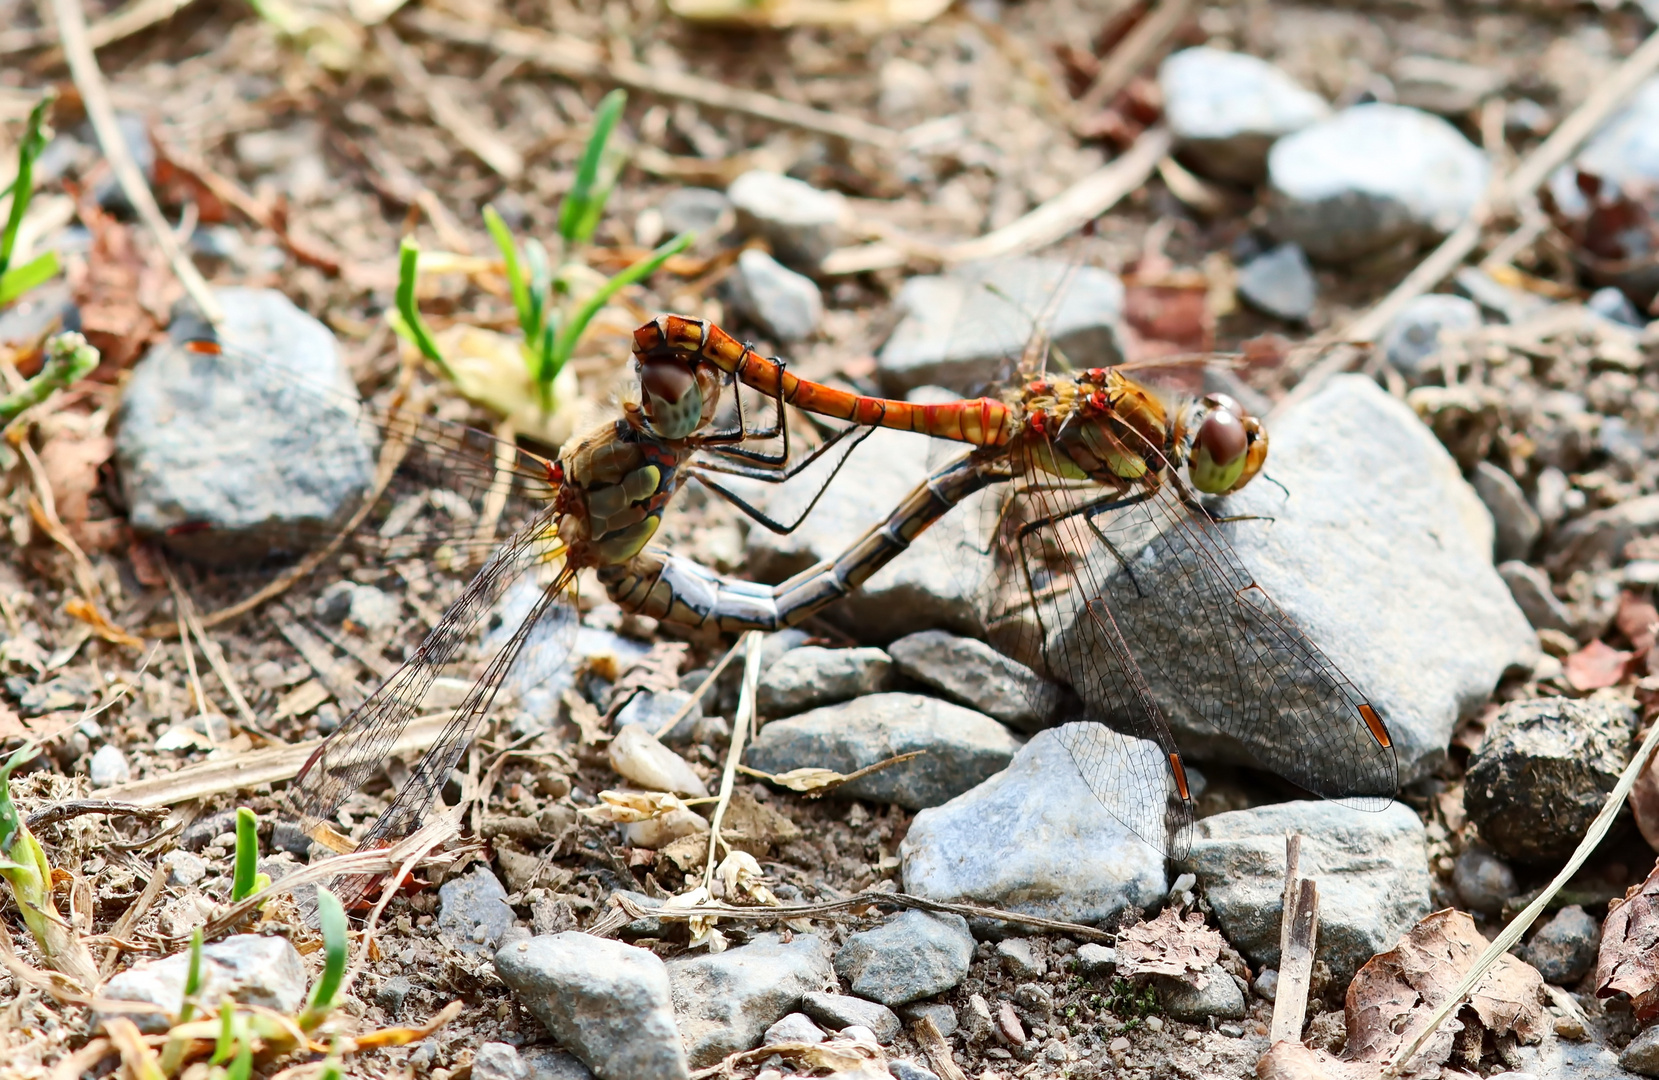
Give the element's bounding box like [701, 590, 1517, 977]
[995, 1000, 1026, 1046]
[1110, 1037, 1131, 1054]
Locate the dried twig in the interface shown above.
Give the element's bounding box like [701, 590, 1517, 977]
[702, 630, 763, 891]
[1268, 876, 1318, 1046]
[655, 635, 743, 740]
[25, 800, 168, 830]
[374, 25, 524, 181]
[914, 1015, 971, 1080]
[0, 0, 196, 56]
[1385, 717, 1659, 1076]
[1074, 0, 1194, 117]
[50, 0, 223, 325]
[402, 9, 898, 149]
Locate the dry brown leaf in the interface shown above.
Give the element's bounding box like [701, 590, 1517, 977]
[719, 788, 803, 855]
[1632, 754, 1659, 851]
[37, 431, 121, 553]
[68, 202, 165, 374]
[579, 789, 694, 824]
[715, 850, 778, 905]
[739, 750, 925, 795]
[561, 688, 608, 745]
[1565, 640, 1633, 691]
[1597, 858, 1659, 1018]
[1115, 907, 1222, 983]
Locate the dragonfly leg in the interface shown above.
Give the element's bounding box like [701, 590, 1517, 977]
[1179, 490, 1276, 528]
[687, 425, 876, 535]
[1015, 488, 1156, 599]
[697, 363, 793, 466]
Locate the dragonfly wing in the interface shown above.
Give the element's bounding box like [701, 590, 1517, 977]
[1050, 462, 1399, 812]
[291, 503, 569, 843]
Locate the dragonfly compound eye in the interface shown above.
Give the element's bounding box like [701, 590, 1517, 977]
[1190, 407, 1250, 494]
[637, 357, 703, 440]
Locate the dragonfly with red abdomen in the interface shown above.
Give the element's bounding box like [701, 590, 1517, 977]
[604, 318, 1398, 856]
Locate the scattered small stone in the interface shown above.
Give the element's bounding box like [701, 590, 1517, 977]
[614, 690, 703, 746]
[963, 994, 995, 1043]
[1623, 1025, 1659, 1076]
[1254, 968, 1279, 1001]
[482, 1043, 593, 1080]
[667, 931, 833, 1067]
[1013, 982, 1054, 1025]
[1588, 286, 1644, 328]
[762, 1012, 826, 1046]
[801, 992, 901, 1043]
[1219, 1022, 1247, 1039]
[438, 866, 517, 956]
[1236, 243, 1317, 323]
[1146, 1016, 1165, 1033]
[995, 1000, 1026, 1046]
[840, 1024, 879, 1046]
[101, 935, 307, 1033]
[745, 693, 1020, 810]
[607, 724, 708, 798]
[474, 1043, 528, 1080]
[902, 727, 1166, 925]
[1074, 943, 1117, 977]
[834, 910, 974, 1007]
[495, 933, 688, 1080]
[756, 646, 894, 717]
[1547, 494, 1659, 576]
[313, 581, 399, 632]
[1268, 104, 1490, 263]
[1521, 905, 1601, 985]
[727, 171, 844, 267]
[889, 1061, 942, 1080]
[1157, 964, 1248, 1022]
[1158, 47, 1329, 183]
[1453, 266, 1551, 324]
[657, 187, 732, 241]
[1379, 294, 1482, 384]
[887, 630, 1058, 732]
[1497, 561, 1574, 635]
[162, 850, 209, 887]
[897, 1001, 958, 1038]
[375, 974, 414, 1018]
[995, 939, 1046, 979]
[116, 289, 376, 564]
[1473, 464, 1543, 563]
[1188, 801, 1431, 985]
[90, 744, 130, 787]
[725, 249, 823, 343]
[1465, 696, 1638, 864]
[878, 258, 1125, 394]
[1391, 55, 1506, 117]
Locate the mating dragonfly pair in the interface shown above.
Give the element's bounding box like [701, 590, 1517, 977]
[155, 307, 1396, 869]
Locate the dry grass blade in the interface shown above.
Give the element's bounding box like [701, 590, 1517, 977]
[703, 630, 763, 892]
[737, 750, 926, 795]
[0, 0, 195, 56]
[1073, 0, 1194, 116]
[1268, 877, 1319, 1048]
[656, 635, 743, 739]
[913, 1015, 971, 1080]
[374, 24, 524, 181]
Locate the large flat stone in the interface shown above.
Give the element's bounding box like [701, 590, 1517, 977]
[667, 932, 833, 1067]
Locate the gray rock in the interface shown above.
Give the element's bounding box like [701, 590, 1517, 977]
[376, 974, 414, 1017]
[658, 187, 732, 240]
[1391, 55, 1506, 117]
[101, 934, 307, 1033]
[739, 425, 999, 641]
[1013, 981, 1054, 1025]
[1474, 464, 1543, 563]
[877, 258, 1125, 394]
[1052, 375, 1535, 791]
[901, 727, 1167, 925]
[313, 581, 399, 632]
[1380, 294, 1482, 383]
[745, 693, 1021, 810]
[1237, 243, 1317, 323]
[438, 866, 516, 956]
[1624, 1026, 1659, 1076]
[1589, 286, 1644, 328]
[1253, 968, 1279, 1001]
[90, 744, 130, 787]
[667, 931, 833, 1067]
[1159, 47, 1329, 183]
[116, 289, 376, 564]
[1452, 848, 1519, 915]
[1498, 561, 1574, 635]
[762, 1012, 826, 1046]
[477, 1042, 595, 1080]
[1453, 266, 1553, 324]
[834, 910, 974, 1007]
[757, 646, 894, 717]
[1547, 494, 1659, 577]
[801, 992, 901, 1043]
[889, 1061, 942, 1080]
[897, 1001, 959, 1038]
[1074, 943, 1117, 977]
[1156, 964, 1247, 1022]
[1268, 104, 1490, 263]
[888, 630, 1058, 733]
[726, 249, 823, 343]
[614, 690, 703, 746]
[1187, 800, 1431, 984]
[727, 171, 844, 267]
[521, 1047, 597, 1080]
[614, 890, 665, 940]
[1521, 905, 1601, 985]
[162, 850, 208, 887]
[1465, 696, 1639, 864]
[995, 939, 1046, 979]
[495, 933, 688, 1080]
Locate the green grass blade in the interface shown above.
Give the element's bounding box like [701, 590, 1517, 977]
[299, 887, 348, 1030]
[558, 89, 626, 245]
[484, 205, 534, 336]
[0, 250, 60, 306]
[231, 807, 260, 903]
[391, 238, 455, 381]
[0, 95, 52, 282]
[547, 231, 691, 380]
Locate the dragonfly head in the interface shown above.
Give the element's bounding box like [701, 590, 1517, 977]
[629, 352, 720, 441]
[1185, 393, 1268, 495]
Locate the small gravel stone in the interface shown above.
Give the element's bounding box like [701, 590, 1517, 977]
[162, 850, 208, 887]
[834, 910, 975, 1007]
[90, 744, 130, 787]
[1379, 294, 1482, 384]
[889, 1061, 942, 1080]
[1588, 286, 1644, 327]
[801, 992, 901, 1043]
[1465, 696, 1639, 864]
[1497, 561, 1574, 635]
[726, 249, 823, 343]
[1074, 943, 1117, 977]
[1013, 982, 1054, 1025]
[478, 1043, 592, 1080]
[963, 994, 994, 1044]
[897, 1001, 959, 1038]
[762, 1012, 826, 1046]
[1453, 266, 1552, 324]
[438, 866, 516, 956]
[657, 187, 732, 240]
[376, 974, 413, 1017]
[1254, 968, 1279, 1001]
[1473, 464, 1542, 563]
[1520, 905, 1601, 985]
[313, 581, 399, 632]
[101, 935, 307, 1033]
[996, 939, 1046, 979]
[607, 724, 708, 798]
[745, 693, 1020, 810]
[727, 171, 844, 267]
[1159, 47, 1329, 183]
[1237, 243, 1317, 323]
[1219, 1022, 1246, 1039]
[667, 931, 834, 1066]
[756, 646, 894, 717]
[887, 630, 1058, 732]
[614, 689, 703, 745]
[1626, 1025, 1659, 1076]
[1548, 494, 1659, 576]
[495, 933, 688, 1080]
[473, 1043, 527, 1080]
[1156, 965, 1248, 1022]
[1268, 104, 1490, 263]
[1391, 55, 1505, 116]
